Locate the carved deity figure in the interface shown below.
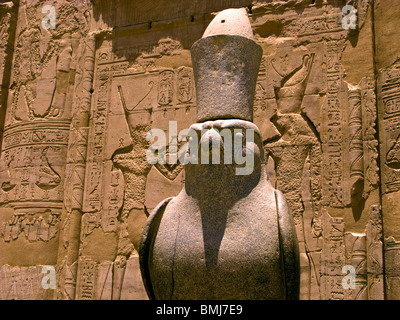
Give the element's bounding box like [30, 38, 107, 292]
[265, 49, 322, 299]
[139, 8, 300, 300]
[266, 51, 322, 240]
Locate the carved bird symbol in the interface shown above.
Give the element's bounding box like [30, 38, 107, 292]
[280, 54, 315, 88]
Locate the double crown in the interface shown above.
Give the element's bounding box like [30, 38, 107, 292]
[191, 8, 263, 123]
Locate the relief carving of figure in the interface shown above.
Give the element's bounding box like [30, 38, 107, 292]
[265, 51, 322, 299]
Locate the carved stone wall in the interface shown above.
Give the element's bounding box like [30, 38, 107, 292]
[0, 0, 399, 300]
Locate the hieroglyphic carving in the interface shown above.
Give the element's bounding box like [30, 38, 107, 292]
[385, 236, 400, 300]
[3, 127, 69, 150]
[254, 56, 267, 113]
[0, 0, 91, 209]
[76, 257, 97, 300]
[386, 235, 400, 301]
[1, 211, 60, 242]
[320, 209, 345, 300]
[65, 128, 89, 211]
[75, 256, 143, 300]
[113, 37, 182, 61]
[56, 32, 98, 301]
[158, 69, 174, 107]
[0, 265, 54, 300]
[64, 34, 96, 212]
[321, 204, 384, 300]
[101, 167, 124, 233]
[36, 147, 62, 191]
[322, 41, 346, 207]
[378, 58, 400, 193]
[82, 64, 112, 212]
[361, 78, 379, 198]
[0, 123, 69, 204]
[344, 233, 367, 300]
[285, 11, 344, 38]
[80, 35, 128, 237]
[366, 205, 384, 299]
[177, 67, 194, 104]
[0, 0, 92, 301]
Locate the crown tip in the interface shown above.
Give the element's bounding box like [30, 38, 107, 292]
[202, 8, 254, 40]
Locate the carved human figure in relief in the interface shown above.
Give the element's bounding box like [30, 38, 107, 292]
[264, 50, 323, 301]
[0, 154, 16, 192]
[10, 2, 88, 123]
[265, 52, 322, 238]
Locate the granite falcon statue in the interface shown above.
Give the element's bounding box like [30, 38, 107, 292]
[139, 8, 300, 300]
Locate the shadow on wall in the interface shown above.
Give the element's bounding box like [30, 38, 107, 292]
[92, 0, 254, 58]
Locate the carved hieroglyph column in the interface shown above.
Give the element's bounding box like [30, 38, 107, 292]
[377, 60, 400, 299]
[60, 33, 96, 300]
[0, 1, 18, 153]
[0, 0, 91, 300]
[373, 0, 400, 300]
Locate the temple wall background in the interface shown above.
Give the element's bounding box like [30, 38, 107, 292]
[0, 0, 399, 300]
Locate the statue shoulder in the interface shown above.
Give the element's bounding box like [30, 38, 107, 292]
[274, 189, 300, 300]
[139, 197, 174, 300]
